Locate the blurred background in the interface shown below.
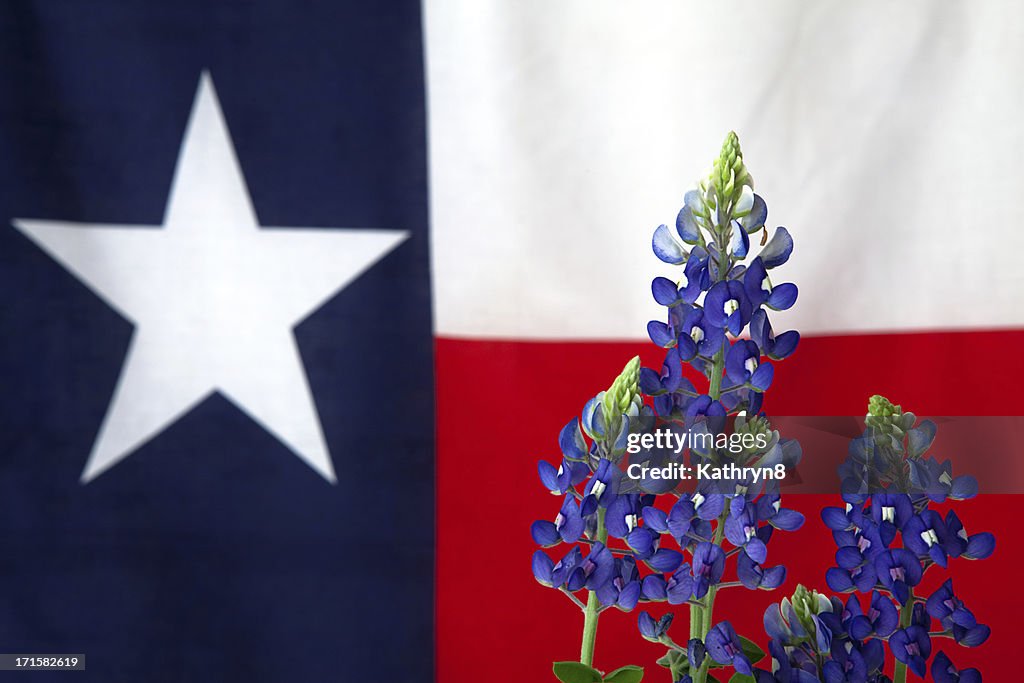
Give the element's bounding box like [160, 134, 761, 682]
[0, 1, 1021, 681]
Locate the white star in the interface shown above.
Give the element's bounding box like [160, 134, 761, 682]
[12, 72, 408, 483]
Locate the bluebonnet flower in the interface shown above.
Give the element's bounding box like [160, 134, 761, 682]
[532, 546, 583, 589]
[755, 640, 820, 683]
[530, 494, 584, 547]
[566, 542, 615, 592]
[653, 248, 711, 306]
[814, 396, 996, 680]
[909, 456, 979, 502]
[737, 551, 786, 590]
[903, 509, 957, 567]
[749, 309, 799, 362]
[581, 458, 619, 515]
[744, 257, 798, 311]
[889, 625, 931, 677]
[677, 307, 726, 360]
[639, 611, 674, 642]
[639, 347, 688, 395]
[690, 542, 726, 599]
[725, 340, 774, 392]
[705, 622, 753, 675]
[537, 457, 589, 495]
[685, 394, 727, 419]
[597, 556, 642, 611]
[950, 622, 990, 648]
[848, 591, 898, 639]
[821, 641, 869, 683]
[687, 637, 707, 670]
[870, 493, 913, 546]
[724, 505, 768, 563]
[756, 494, 806, 531]
[606, 494, 654, 538]
[534, 134, 808, 682]
[665, 563, 695, 605]
[821, 497, 868, 533]
[925, 579, 977, 629]
[704, 280, 752, 336]
[874, 548, 922, 604]
[932, 651, 981, 683]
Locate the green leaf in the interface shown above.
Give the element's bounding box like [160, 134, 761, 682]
[655, 651, 682, 669]
[603, 664, 644, 683]
[552, 661, 602, 683]
[728, 675, 756, 683]
[738, 636, 766, 664]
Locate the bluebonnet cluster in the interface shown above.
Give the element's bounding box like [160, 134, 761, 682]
[530, 133, 805, 683]
[750, 398, 994, 682]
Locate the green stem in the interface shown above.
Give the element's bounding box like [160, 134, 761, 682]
[693, 508, 728, 683]
[580, 507, 607, 667]
[692, 222, 732, 683]
[893, 590, 914, 683]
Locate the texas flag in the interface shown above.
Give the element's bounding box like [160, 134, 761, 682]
[0, 2, 1020, 682]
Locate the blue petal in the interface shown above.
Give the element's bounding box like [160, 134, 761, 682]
[641, 575, 668, 601]
[653, 223, 687, 264]
[617, 582, 641, 610]
[581, 397, 602, 439]
[638, 611, 658, 639]
[647, 320, 676, 348]
[642, 506, 669, 533]
[956, 624, 990, 647]
[931, 652, 960, 683]
[825, 567, 854, 592]
[626, 527, 658, 556]
[696, 493, 725, 521]
[559, 418, 587, 460]
[736, 554, 760, 589]
[750, 362, 774, 392]
[652, 277, 682, 306]
[530, 520, 560, 547]
[676, 206, 701, 244]
[951, 475, 978, 500]
[763, 604, 789, 641]
[770, 330, 800, 360]
[647, 548, 684, 573]
[728, 221, 750, 258]
[532, 551, 555, 586]
[771, 508, 805, 531]
[639, 366, 665, 395]
[749, 308, 769, 350]
[759, 227, 794, 268]
[676, 334, 697, 361]
[739, 194, 767, 232]
[766, 283, 798, 310]
[744, 538, 768, 564]
[965, 532, 995, 560]
[907, 420, 937, 456]
[538, 460, 562, 492]
[760, 565, 785, 589]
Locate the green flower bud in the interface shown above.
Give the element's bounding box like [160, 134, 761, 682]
[786, 585, 832, 639]
[865, 394, 906, 438]
[603, 356, 641, 421]
[868, 394, 901, 418]
[710, 131, 754, 219]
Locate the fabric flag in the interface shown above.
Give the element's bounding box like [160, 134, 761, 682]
[1, 2, 1022, 682]
[1, 3, 432, 682]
